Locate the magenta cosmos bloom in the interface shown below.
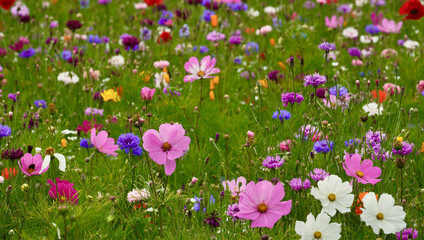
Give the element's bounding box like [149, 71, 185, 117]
[140, 87, 155, 101]
[183, 56, 220, 82]
[47, 178, 79, 205]
[342, 154, 381, 185]
[142, 123, 191, 175]
[237, 180, 292, 228]
[90, 128, 119, 156]
[18, 153, 49, 176]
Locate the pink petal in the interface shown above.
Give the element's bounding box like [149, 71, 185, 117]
[142, 129, 163, 152]
[166, 149, 184, 160]
[184, 57, 199, 74]
[267, 182, 285, 205]
[199, 56, 211, 72]
[149, 150, 167, 165]
[255, 181, 273, 204]
[267, 200, 292, 217]
[164, 159, 176, 175]
[183, 75, 200, 83]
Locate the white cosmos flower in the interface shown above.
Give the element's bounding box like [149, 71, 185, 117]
[311, 175, 354, 217]
[264, 6, 277, 15]
[360, 192, 406, 234]
[41, 152, 67, 172]
[355, 0, 369, 7]
[109, 55, 125, 68]
[342, 27, 359, 39]
[247, 8, 259, 17]
[295, 212, 341, 240]
[360, 35, 379, 44]
[363, 103, 383, 116]
[57, 71, 79, 85]
[403, 40, 419, 50]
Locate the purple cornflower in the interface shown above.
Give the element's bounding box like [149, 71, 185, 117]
[88, 35, 102, 44]
[80, 138, 93, 149]
[329, 85, 348, 97]
[262, 155, 285, 169]
[337, 4, 351, 14]
[318, 42, 336, 52]
[229, 35, 243, 45]
[227, 2, 248, 11]
[268, 70, 284, 82]
[206, 31, 225, 42]
[303, 73, 326, 87]
[308, 168, 329, 182]
[345, 139, 360, 147]
[34, 100, 47, 108]
[84, 107, 104, 116]
[281, 92, 304, 106]
[117, 133, 143, 156]
[245, 42, 259, 55]
[365, 24, 380, 34]
[202, 9, 215, 22]
[199, 46, 209, 53]
[204, 210, 221, 228]
[313, 140, 334, 153]
[392, 142, 414, 156]
[348, 48, 362, 58]
[140, 27, 152, 41]
[272, 110, 291, 121]
[396, 228, 418, 240]
[1, 148, 24, 160]
[227, 203, 242, 221]
[289, 178, 311, 191]
[366, 130, 386, 146]
[8, 93, 17, 101]
[0, 124, 12, 138]
[19, 48, 36, 58]
[98, 0, 112, 4]
[61, 50, 72, 60]
[179, 24, 190, 38]
[121, 34, 139, 51]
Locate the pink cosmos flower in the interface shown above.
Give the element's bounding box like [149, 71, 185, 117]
[18, 153, 49, 176]
[237, 180, 292, 228]
[153, 60, 170, 69]
[90, 128, 119, 156]
[222, 176, 246, 196]
[377, 18, 403, 34]
[279, 140, 292, 152]
[383, 83, 401, 95]
[183, 56, 220, 82]
[140, 87, 156, 101]
[47, 178, 79, 205]
[343, 154, 382, 185]
[256, 25, 272, 35]
[142, 123, 191, 175]
[416, 80, 424, 93]
[352, 59, 363, 66]
[325, 15, 344, 29]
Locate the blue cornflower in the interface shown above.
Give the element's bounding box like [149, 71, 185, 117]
[34, 100, 47, 108]
[140, 27, 152, 41]
[117, 133, 143, 155]
[88, 35, 102, 44]
[179, 24, 190, 38]
[19, 48, 36, 58]
[199, 46, 209, 53]
[80, 138, 94, 148]
[0, 124, 11, 138]
[210, 195, 215, 205]
[365, 24, 380, 34]
[329, 85, 348, 97]
[228, 2, 248, 11]
[161, 10, 173, 18]
[202, 10, 214, 22]
[80, 0, 89, 8]
[345, 139, 360, 147]
[234, 58, 241, 64]
[272, 110, 291, 121]
[193, 196, 201, 212]
[245, 42, 259, 55]
[158, 18, 169, 26]
[313, 140, 334, 154]
[61, 50, 72, 60]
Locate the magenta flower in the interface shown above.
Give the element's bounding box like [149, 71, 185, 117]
[183, 56, 220, 82]
[142, 123, 191, 175]
[140, 87, 156, 101]
[325, 15, 343, 29]
[90, 128, 119, 156]
[377, 18, 402, 34]
[237, 180, 292, 228]
[342, 154, 382, 185]
[18, 153, 49, 176]
[47, 178, 79, 205]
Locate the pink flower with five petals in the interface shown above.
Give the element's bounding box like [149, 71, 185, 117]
[343, 154, 382, 185]
[90, 128, 119, 156]
[183, 56, 220, 83]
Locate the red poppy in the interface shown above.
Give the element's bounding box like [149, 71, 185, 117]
[157, 32, 172, 44]
[144, 0, 163, 6]
[0, 0, 16, 10]
[371, 90, 387, 103]
[2, 167, 17, 180]
[399, 0, 424, 20]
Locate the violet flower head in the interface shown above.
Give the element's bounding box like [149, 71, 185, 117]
[396, 228, 418, 240]
[1, 148, 24, 160]
[47, 178, 79, 204]
[117, 133, 143, 156]
[262, 155, 285, 169]
[313, 140, 334, 154]
[289, 178, 311, 191]
[272, 110, 291, 121]
[66, 20, 82, 31]
[281, 92, 304, 106]
[206, 31, 225, 42]
[348, 48, 362, 58]
[392, 142, 414, 156]
[303, 73, 326, 87]
[318, 42, 336, 52]
[227, 203, 242, 221]
[0, 124, 12, 138]
[365, 24, 380, 34]
[329, 85, 348, 97]
[337, 4, 351, 14]
[204, 210, 221, 228]
[19, 48, 36, 58]
[308, 168, 329, 182]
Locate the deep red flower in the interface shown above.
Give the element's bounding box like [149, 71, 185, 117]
[399, 0, 424, 20]
[0, 0, 16, 10]
[157, 32, 172, 44]
[144, 0, 163, 6]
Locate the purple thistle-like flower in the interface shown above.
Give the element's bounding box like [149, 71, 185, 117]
[281, 92, 304, 106]
[0, 124, 11, 138]
[117, 133, 143, 156]
[289, 178, 311, 191]
[308, 168, 330, 182]
[303, 73, 326, 87]
[313, 140, 334, 153]
[1, 148, 23, 160]
[348, 47, 362, 58]
[204, 210, 221, 228]
[262, 155, 285, 169]
[392, 142, 414, 156]
[318, 42, 336, 52]
[19, 48, 36, 58]
[396, 228, 418, 240]
[227, 203, 242, 221]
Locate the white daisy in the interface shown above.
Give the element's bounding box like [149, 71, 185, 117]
[311, 175, 354, 216]
[295, 212, 341, 240]
[109, 55, 125, 68]
[342, 27, 359, 39]
[362, 103, 383, 116]
[360, 192, 406, 234]
[57, 71, 79, 85]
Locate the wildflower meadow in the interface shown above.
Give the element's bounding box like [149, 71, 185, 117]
[1, 0, 424, 239]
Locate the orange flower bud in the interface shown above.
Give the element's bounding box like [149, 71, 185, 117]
[213, 76, 219, 85]
[210, 79, 215, 90]
[211, 15, 218, 27]
[270, 38, 275, 46]
[61, 139, 67, 148]
[209, 91, 215, 100]
[278, 62, 286, 71]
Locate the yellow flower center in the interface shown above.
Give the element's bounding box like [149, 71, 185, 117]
[197, 71, 205, 77]
[328, 193, 336, 202]
[257, 203, 267, 213]
[162, 142, 171, 151]
[356, 171, 364, 178]
[27, 164, 36, 174]
[376, 213, 384, 220]
[314, 231, 322, 239]
[59, 195, 68, 202]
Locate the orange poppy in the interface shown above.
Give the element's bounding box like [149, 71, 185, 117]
[354, 192, 378, 215]
[371, 90, 387, 103]
[2, 167, 17, 180]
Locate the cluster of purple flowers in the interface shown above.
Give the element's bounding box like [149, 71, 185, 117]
[303, 73, 326, 87]
[308, 168, 329, 182]
[117, 133, 143, 156]
[80, 138, 94, 149]
[262, 155, 285, 169]
[329, 85, 348, 97]
[318, 42, 336, 52]
[289, 178, 311, 191]
[366, 130, 390, 161]
[281, 92, 304, 106]
[227, 203, 242, 221]
[313, 140, 334, 154]
[392, 141, 414, 156]
[0, 124, 12, 138]
[85, 107, 104, 116]
[272, 110, 291, 121]
[396, 228, 418, 240]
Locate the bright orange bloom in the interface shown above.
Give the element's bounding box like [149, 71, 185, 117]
[371, 90, 387, 103]
[270, 38, 276, 46]
[211, 15, 218, 27]
[2, 167, 17, 180]
[355, 192, 378, 215]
